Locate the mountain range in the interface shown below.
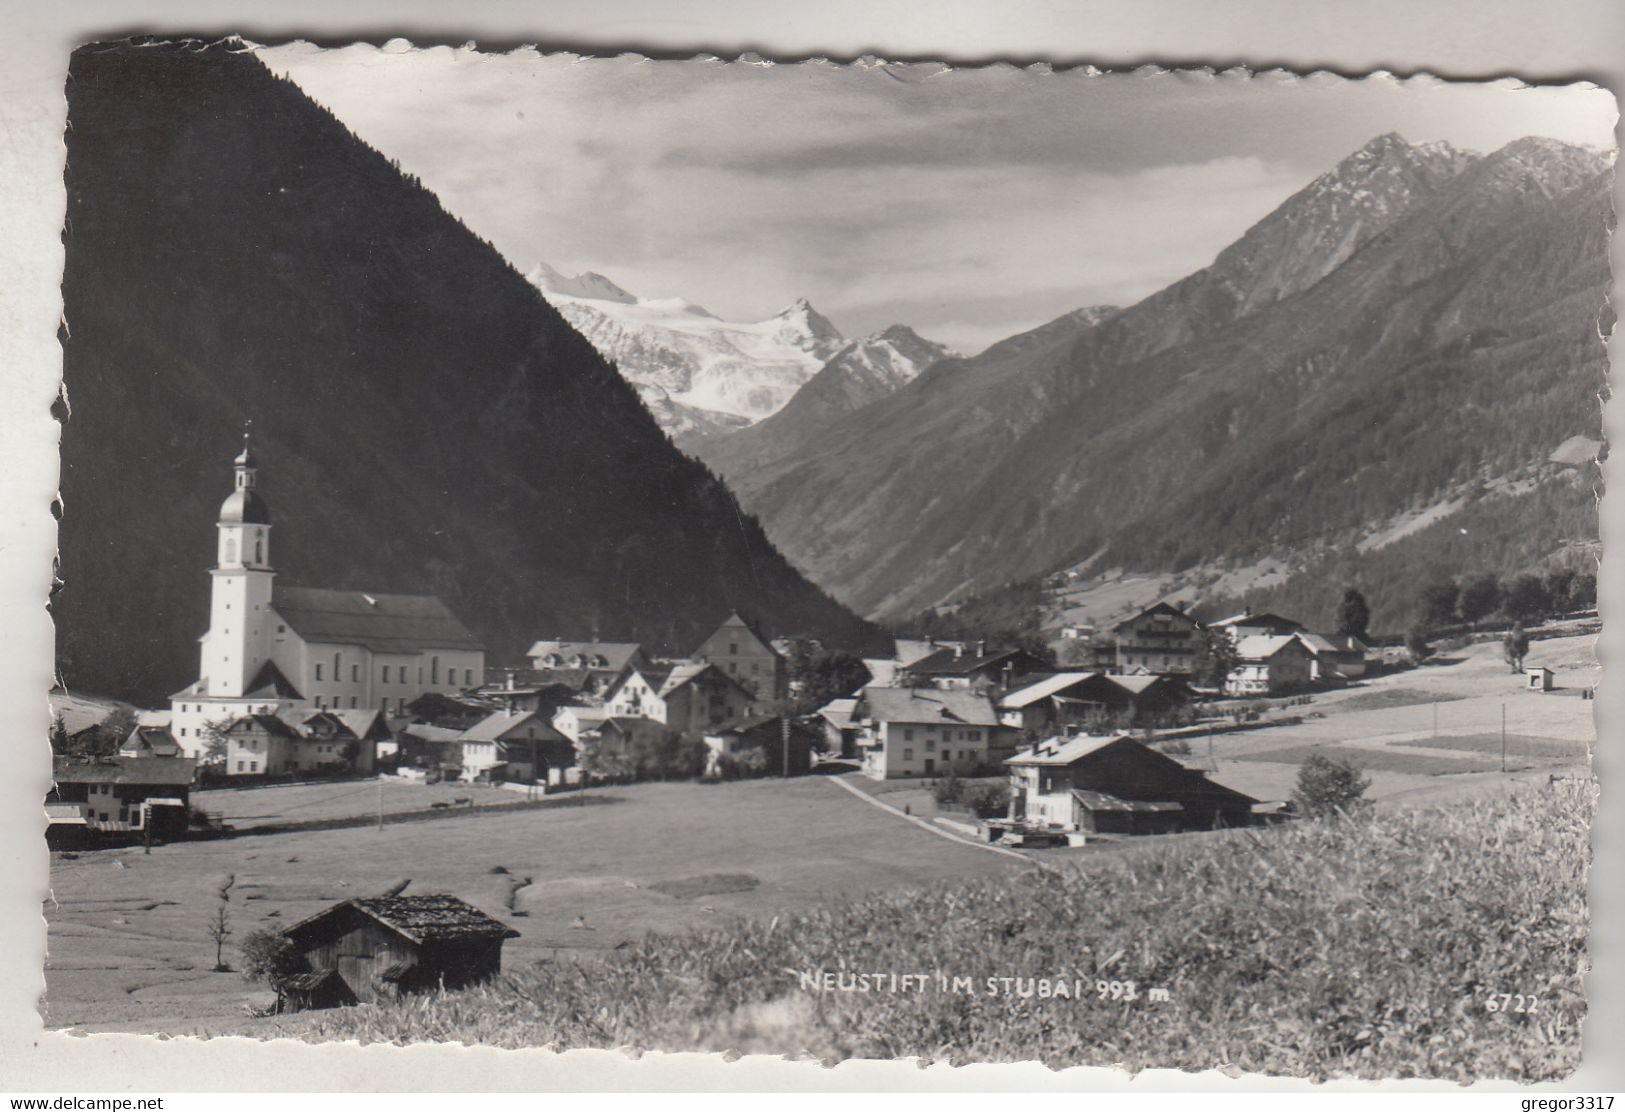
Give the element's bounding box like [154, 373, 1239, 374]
[55, 41, 887, 705]
[524, 263, 846, 436]
[694, 132, 1612, 630]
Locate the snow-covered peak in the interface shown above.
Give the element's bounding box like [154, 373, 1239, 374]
[768, 297, 844, 348]
[525, 260, 638, 304]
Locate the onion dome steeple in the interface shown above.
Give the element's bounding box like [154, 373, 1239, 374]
[219, 424, 271, 525]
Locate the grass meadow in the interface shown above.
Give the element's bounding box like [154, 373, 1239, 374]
[250, 778, 1593, 1081]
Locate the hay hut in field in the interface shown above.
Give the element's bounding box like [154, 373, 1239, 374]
[276, 895, 519, 1010]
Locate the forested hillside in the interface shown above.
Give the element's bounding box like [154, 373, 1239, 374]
[56, 40, 887, 704]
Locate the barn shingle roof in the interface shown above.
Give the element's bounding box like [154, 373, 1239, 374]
[283, 895, 519, 947]
[273, 586, 484, 654]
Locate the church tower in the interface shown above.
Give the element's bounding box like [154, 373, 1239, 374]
[201, 434, 276, 697]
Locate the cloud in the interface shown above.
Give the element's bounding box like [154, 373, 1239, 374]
[260, 45, 1616, 353]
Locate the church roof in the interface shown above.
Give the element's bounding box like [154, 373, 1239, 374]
[245, 659, 303, 699]
[272, 586, 484, 654]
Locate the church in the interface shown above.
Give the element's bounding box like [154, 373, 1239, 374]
[168, 440, 486, 759]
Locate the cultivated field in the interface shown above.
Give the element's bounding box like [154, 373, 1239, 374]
[253, 778, 1595, 1082]
[43, 777, 1021, 1035]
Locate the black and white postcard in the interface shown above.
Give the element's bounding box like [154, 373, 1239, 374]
[34, 36, 1616, 1085]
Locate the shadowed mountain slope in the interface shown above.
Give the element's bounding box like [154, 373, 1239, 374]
[56, 41, 887, 703]
[716, 133, 1611, 622]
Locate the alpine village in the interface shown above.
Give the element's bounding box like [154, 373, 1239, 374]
[42, 41, 1603, 1077]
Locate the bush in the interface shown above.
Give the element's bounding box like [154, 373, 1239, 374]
[1404, 627, 1432, 663]
[962, 780, 1010, 819]
[1293, 753, 1371, 818]
[932, 770, 963, 806]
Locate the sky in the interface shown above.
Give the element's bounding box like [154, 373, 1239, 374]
[262, 43, 1616, 353]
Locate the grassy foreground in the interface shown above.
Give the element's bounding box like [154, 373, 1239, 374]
[264, 779, 1592, 1080]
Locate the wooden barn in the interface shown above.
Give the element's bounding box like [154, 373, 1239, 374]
[276, 895, 519, 1010]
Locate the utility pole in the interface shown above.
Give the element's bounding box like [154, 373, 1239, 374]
[1501, 703, 1507, 774]
[376, 777, 383, 831]
[781, 716, 791, 779]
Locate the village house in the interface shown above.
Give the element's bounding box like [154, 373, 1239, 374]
[550, 703, 611, 744]
[853, 686, 1013, 780]
[998, 672, 1192, 735]
[702, 715, 819, 778]
[691, 611, 786, 699]
[118, 712, 182, 758]
[897, 643, 1050, 691]
[1206, 609, 1305, 642]
[522, 640, 648, 697]
[457, 708, 573, 784]
[275, 895, 519, 1012]
[815, 696, 861, 758]
[1004, 733, 1259, 836]
[169, 441, 485, 756]
[602, 661, 757, 738]
[1227, 635, 1316, 695]
[1294, 632, 1369, 681]
[395, 721, 466, 772]
[47, 755, 197, 848]
[217, 708, 390, 777]
[1112, 602, 1203, 675]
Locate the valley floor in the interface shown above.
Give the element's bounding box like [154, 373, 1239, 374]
[40, 633, 1595, 1040]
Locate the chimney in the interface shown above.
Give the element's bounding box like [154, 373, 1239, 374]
[953, 644, 963, 660]
[977, 639, 987, 657]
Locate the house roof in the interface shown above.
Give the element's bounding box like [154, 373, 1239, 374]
[1005, 734, 1132, 766]
[1070, 789, 1184, 813]
[1112, 601, 1198, 633]
[229, 713, 302, 738]
[904, 647, 1037, 677]
[283, 895, 519, 947]
[860, 686, 1001, 727]
[402, 722, 464, 744]
[460, 709, 564, 743]
[999, 672, 1102, 709]
[817, 697, 859, 728]
[658, 661, 751, 698]
[1234, 635, 1310, 661]
[1293, 632, 1340, 655]
[273, 586, 484, 654]
[707, 714, 818, 739]
[1107, 674, 1165, 695]
[52, 755, 198, 786]
[554, 705, 609, 724]
[524, 641, 643, 672]
[119, 725, 181, 757]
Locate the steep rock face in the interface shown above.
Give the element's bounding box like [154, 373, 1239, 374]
[55, 41, 887, 703]
[690, 323, 958, 473]
[722, 133, 1611, 621]
[524, 265, 847, 428]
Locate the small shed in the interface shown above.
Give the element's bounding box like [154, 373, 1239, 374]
[277, 895, 519, 1010]
[1525, 666, 1555, 692]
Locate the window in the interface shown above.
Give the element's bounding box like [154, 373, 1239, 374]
[729, 643, 738, 655]
[334, 652, 341, 676]
[250, 761, 258, 773]
[236, 761, 244, 772]
[277, 624, 286, 633]
[904, 728, 914, 742]
[255, 537, 263, 563]
[432, 656, 440, 684]
[465, 669, 473, 686]
[381, 666, 390, 683]
[315, 664, 324, 681]
[350, 696, 358, 708]
[315, 696, 324, 709]
[969, 729, 981, 741]
[926, 738, 935, 751]
[179, 727, 187, 738]
[903, 748, 914, 761]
